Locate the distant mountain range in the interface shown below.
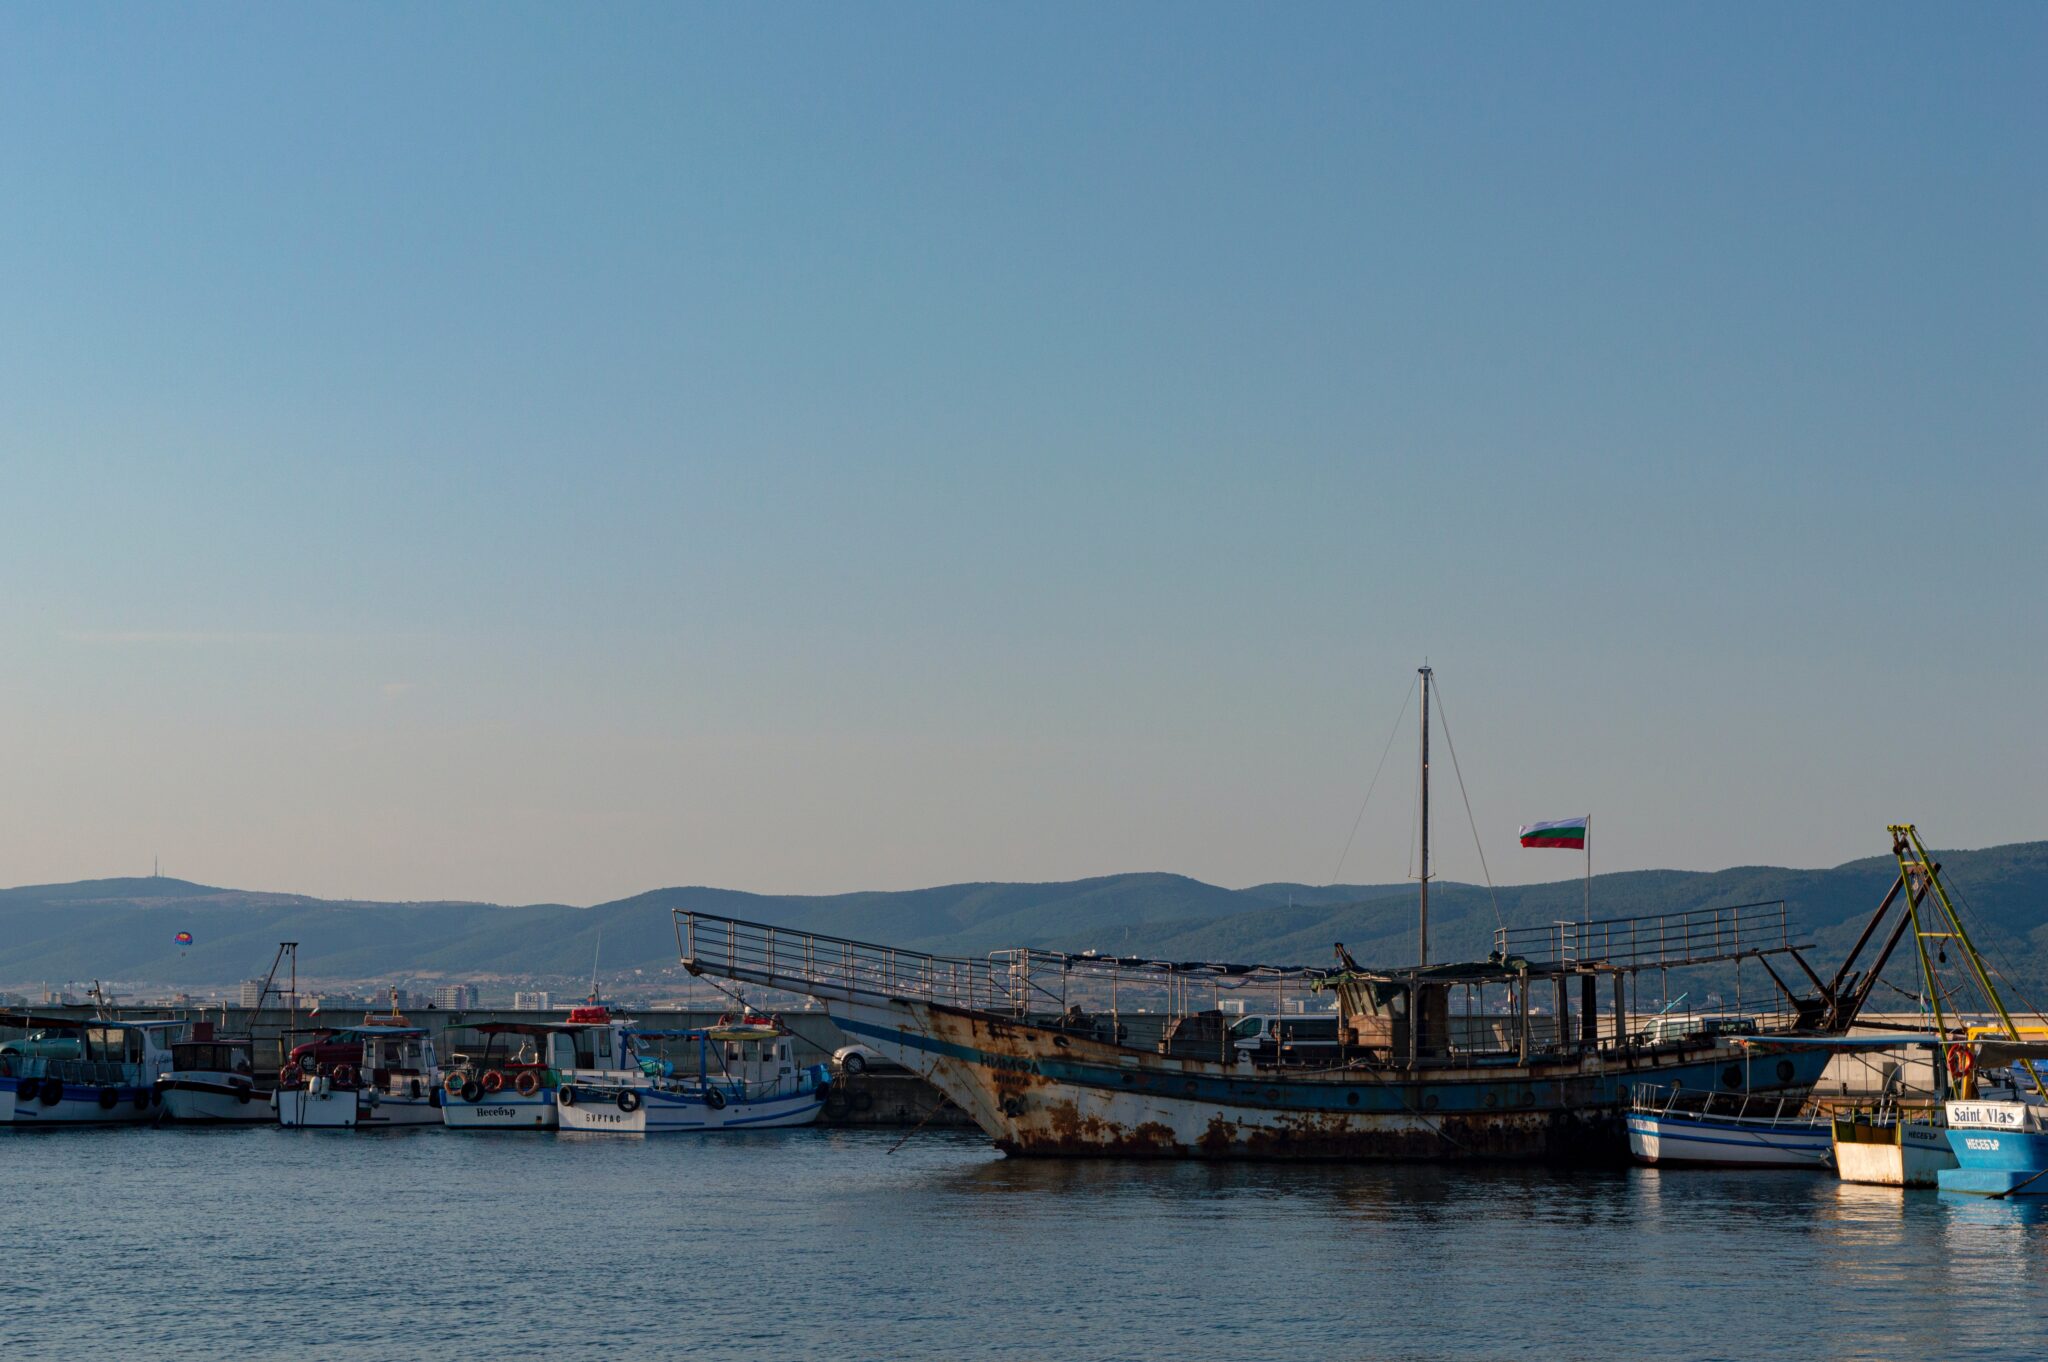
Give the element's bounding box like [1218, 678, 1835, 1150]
[4, 841, 2046, 996]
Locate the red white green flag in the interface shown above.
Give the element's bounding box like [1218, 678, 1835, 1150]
[1518, 816, 1589, 849]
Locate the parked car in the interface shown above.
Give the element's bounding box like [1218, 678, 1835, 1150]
[833, 1043, 903, 1075]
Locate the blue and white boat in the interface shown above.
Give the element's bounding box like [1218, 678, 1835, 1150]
[555, 1017, 831, 1134]
[1938, 1062, 2048, 1197]
[0, 1013, 182, 1126]
[442, 1007, 647, 1130]
[1625, 1082, 1834, 1168]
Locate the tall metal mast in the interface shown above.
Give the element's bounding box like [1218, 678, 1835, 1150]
[1418, 665, 1432, 966]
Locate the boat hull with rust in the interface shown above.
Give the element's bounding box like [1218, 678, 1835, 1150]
[828, 997, 1832, 1161]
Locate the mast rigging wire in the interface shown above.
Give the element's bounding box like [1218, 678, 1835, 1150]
[1332, 675, 1417, 885]
[1427, 673, 1506, 933]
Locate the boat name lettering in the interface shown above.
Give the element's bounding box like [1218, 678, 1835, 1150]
[1963, 1137, 2000, 1152]
[477, 1107, 516, 1118]
[1951, 1104, 2024, 1128]
[984, 1055, 1037, 1075]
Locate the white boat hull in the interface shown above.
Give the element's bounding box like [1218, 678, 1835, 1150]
[0, 1074, 161, 1126]
[276, 1083, 358, 1128]
[1626, 1111, 1833, 1168]
[276, 1085, 444, 1129]
[556, 1084, 825, 1134]
[442, 1092, 557, 1130]
[159, 1076, 270, 1124]
[1832, 1119, 1956, 1187]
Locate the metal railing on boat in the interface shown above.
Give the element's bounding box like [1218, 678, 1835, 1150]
[673, 912, 1326, 1018]
[1495, 901, 1798, 972]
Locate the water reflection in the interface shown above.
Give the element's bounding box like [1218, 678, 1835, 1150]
[2, 1126, 2045, 1362]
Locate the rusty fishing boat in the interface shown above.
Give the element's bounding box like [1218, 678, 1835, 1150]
[676, 671, 1912, 1161]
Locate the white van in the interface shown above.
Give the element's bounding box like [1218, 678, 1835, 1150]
[1227, 1013, 1343, 1066]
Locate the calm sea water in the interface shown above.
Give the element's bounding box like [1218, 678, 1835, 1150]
[2, 1125, 2043, 1361]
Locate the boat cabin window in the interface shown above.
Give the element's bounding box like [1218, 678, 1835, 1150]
[560, 1029, 616, 1068]
[1229, 1017, 1266, 1040]
[174, 1042, 249, 1072]
[86, 1027, 143, 1063]
[371, 1038, 424, 1071]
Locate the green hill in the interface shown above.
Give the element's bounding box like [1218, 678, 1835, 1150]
[2, 843, 2043, 997]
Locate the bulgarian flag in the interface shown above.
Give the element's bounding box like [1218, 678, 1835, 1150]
[1519, 816, 1589, 849]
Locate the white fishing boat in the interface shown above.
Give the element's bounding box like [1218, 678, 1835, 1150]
[555, 1016, 831, 1134]
[1625, 1082, 1833, 1168]
[1737, 1035, 1962, 1188]
[0, 1014, 183, 1126]
[441, 1007, 642, 1130]
[1831, 1110, 1956, 1187]
[276, 1014, 444, 1130]
[157, 1024, 268, 1124]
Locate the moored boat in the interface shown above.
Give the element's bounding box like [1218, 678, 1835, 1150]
[555, 1017, 831, 1134]
[157, 1023, 268, 1124]
[440, 1006, 641, 1130]
[1940, 1089, 2048, 1198]
[0, 1014, 182, 1126]
[676, 677, 1932, 1162]
[1625, 1082, 1832, 1168]
[1832, 1111, 1956, 1187]
[276, 1013, 444, 1129]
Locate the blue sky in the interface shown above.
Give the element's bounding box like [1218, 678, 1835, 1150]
[2, 7, 2042, 904]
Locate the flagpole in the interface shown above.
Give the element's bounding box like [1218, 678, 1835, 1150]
[1584, 815, 1592, 918]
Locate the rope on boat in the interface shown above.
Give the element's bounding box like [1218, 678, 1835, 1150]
[884, 1090, 954, 1155]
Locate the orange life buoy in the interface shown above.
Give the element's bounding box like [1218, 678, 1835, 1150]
[482, 1070, 504, 1093]
[279, 1064, 302, 1086]
[444, 1071, 466, 1093]
[1947, 1047, 1976, 1079]
[514, 1071, 540, 1097]
[332, 1063, 357, 1087]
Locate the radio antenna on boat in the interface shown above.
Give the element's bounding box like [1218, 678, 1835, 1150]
[589, 928, 604, 1004]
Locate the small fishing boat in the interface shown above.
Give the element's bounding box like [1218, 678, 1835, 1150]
[276, 1012, 444, 1129]
[1831, 1109, 1956, 1187]
[1625, 1082, 1833, 1168]
[157, 1023, 268, 1124]
[441, 1007, 642, 1130]
[1939, 1059, 2048, 1197]
[555, 1016, 832, 1134]
[0, 1013, 183, 1126]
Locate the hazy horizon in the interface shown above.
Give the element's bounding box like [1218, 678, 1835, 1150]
[13, 830, 2042, 911]
[4, 8, 2042, 905]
